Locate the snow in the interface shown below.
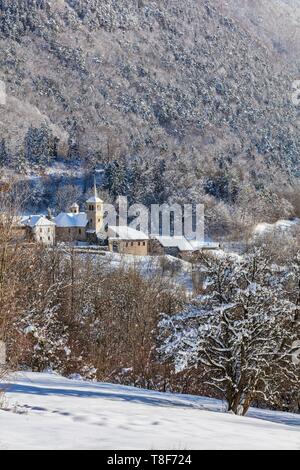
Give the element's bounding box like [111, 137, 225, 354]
[21, 215, 55, 228]
[154, 236, 220, 252]
[253, 219, 300, 236]
[108, 226, 149, 240]
[97, 252, 194, 292]
[86, 195, 103, 204]
[0, 372, 299, 450]
[155, 236, 194, 251]
[54, 212, 88, 228]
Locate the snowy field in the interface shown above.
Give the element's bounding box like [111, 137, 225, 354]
[0, 372, 299, 450]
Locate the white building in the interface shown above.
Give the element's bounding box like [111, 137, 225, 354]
[22, 215, 56, 245]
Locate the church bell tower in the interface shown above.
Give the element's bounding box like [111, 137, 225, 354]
[86, 177, 104, 234]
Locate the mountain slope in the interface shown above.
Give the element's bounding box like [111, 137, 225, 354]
[0, 1, 299, 203]
[223, 0, 300, 68]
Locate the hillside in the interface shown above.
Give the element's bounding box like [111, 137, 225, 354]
[1, 372, 299, 450]
[0, 0, 300, 228]
[223, 0, 300, 68]
[0, 1, 299, 175]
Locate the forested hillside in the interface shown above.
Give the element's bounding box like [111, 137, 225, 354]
[0, 1, 299, 231]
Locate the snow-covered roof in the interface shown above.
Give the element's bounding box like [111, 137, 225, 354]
[189, 240, 220, 250]
[86, 196, 103, 204]
[253, 219, 299, 236]
[70, 202, 79, 209]
[54, 212, 88, 228]
[154, 236, 220, 252]
[155, 236, 193, 251]
[108, 226, 149, 240]
[22, 215, 55, 228]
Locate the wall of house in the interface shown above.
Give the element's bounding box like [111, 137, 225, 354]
[56, 227, 86, 243]
[109, 240, 149, 256]
[34, 226, 55, 245]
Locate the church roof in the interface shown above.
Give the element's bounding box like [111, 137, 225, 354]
[54, 212, 88, 228]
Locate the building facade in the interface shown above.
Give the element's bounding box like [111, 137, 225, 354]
[22, 215, 56, 245]
[107, 226, 149, 256]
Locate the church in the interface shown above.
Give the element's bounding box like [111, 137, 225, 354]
[20, 181, 218, 257]
[54, 181, 105, 244]
[21, 180, 150, 256]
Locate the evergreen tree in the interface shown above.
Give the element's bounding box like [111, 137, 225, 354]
[106, 160, 127, 198]
[0, 138, 8, 167]
[24, 123, 55, 165]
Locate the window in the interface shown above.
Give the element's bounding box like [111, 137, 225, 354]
[138, 242, 141, 246]
[48, 237, 51, 241]
[143, 242, 146, 246]
[40, 237, 43, 242]
[79, 229, 82, 235]
[131, 242, 134, 246]
[40, 228, 43, 233]
[126, 242, 128, 247]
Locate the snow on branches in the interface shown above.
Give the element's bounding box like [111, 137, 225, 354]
[159, 250, 300, 415]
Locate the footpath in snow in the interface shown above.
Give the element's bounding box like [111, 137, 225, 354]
[0, 372, 299, 450]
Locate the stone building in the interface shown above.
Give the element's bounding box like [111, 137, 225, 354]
[53, 182, 149, 255]
[22, 215, 56, 245]
[107, 226, 149, 256]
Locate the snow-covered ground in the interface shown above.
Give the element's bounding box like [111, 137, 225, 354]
[0, 372, 299, 450]
[76, 251, 195, 292]
[253, 218, 300, 236]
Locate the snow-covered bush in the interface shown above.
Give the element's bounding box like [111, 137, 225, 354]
[159, 251, 300, 415]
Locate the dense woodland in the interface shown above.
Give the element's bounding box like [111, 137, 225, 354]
[0, 1, 300, 240]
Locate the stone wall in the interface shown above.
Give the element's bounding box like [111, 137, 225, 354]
[109, 240, 149, 256]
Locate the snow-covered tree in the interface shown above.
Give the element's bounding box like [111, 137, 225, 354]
[24, 123, 56, 166]
[0, 138, 9, 167]
[159, 251, 299, 415]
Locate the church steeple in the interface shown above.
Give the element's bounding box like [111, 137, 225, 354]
[93, 174, 98, 199]
[86, 175, 104, 234]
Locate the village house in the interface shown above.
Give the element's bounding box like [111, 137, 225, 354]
[107, 226, 149, 256]
[22, 215, 56, 245]
[151, 236, 220, 258]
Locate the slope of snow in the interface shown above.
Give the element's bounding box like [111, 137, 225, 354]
[253, 219, 299, 236]
[0, 372, 299, 450]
